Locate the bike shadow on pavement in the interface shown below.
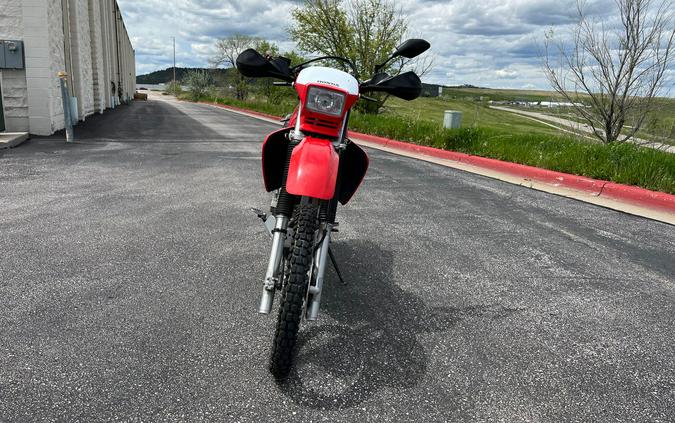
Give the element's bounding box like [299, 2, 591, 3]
[276, 238, 515, 409]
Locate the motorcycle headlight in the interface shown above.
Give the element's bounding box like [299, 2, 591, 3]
[305, 86, 345, 117]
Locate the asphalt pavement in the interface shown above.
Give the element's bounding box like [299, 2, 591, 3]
[1, 95, 674, 422]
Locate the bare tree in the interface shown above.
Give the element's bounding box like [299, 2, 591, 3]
[210, 34, 260, 100]
[544, 0, 674, 143]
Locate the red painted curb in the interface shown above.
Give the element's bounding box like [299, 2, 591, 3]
[601, 182, 675, 212]
[202, 101, 675, 214]
[349, 131, 608, 194]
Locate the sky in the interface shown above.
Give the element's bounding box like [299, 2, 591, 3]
[117, 0, 674, 91]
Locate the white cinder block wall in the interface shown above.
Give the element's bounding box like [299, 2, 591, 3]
[0, 0, 135, 135]
[0, 1, 29, 132]
[88, 0, 104, 113]
[23, 0, 65, 135]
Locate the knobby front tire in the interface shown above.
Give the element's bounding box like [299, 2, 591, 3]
[269, 203, 318, 378]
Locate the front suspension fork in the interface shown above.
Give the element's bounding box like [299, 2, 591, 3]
[259, 215, 288, 314]
[306, 224, 332, 320]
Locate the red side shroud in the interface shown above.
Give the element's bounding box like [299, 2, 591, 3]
[285, 137, 339, 200]
[261, 127, 369, 205]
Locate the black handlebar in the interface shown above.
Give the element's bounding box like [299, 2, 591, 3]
[236, 48, 425, 101]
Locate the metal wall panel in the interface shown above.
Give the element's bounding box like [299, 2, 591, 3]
[1, 40, 25, 69]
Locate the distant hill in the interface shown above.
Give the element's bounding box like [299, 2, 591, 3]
[136, 67, 232, 84]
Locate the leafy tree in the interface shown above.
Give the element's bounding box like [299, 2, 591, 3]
[184, 70, 212, 101]
[289, 0, 432, 112]
[544, 0, 675, 144]
[290, 0, 405, 77]
[254, 39, 280, 58]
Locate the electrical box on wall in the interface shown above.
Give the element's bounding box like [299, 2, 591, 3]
[0, 40, 25, 69]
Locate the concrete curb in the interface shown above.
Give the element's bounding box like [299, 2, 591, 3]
[0, 132, 30, 150]
[200, 101, 675, 217]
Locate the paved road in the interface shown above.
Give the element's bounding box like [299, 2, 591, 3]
[1, 95, 674, 422]
[490, 105, 675, 153]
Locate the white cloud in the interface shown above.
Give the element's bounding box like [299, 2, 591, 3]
[119, 0, 673, 91]
[495, 68, 519, 79]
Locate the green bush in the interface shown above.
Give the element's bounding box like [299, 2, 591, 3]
[183, 70, 213, 101]
[164, 81, 182, 96]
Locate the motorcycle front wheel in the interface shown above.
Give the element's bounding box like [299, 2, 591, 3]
[269, 202, 318, 378]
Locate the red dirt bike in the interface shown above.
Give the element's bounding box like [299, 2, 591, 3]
[236, 39, 430, 378]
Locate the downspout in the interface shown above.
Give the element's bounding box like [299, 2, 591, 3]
[61, 0, 75, 124]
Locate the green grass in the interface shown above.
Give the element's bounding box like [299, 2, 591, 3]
[185, 91, 675, 194]
[435, 87, 675, 144]
[499, 102, 675, 146]
[381, 97, 563, 136]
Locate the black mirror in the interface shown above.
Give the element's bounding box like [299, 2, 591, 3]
[236, 49, 293, 82]
[374, 39, 430, 73]
[361, 71, 422, 101]
[394, 39, 431, 59]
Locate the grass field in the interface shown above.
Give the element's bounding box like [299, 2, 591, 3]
[381, 96, 562, 137]
[436, 87, 675, 144]
[501, 103, 675, 145]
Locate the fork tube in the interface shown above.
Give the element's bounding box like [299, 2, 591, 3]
[306, 224, 332, 320]
[259, 215, 288, 314]
[338, 110, 350, 144]
[293, 103, 303, 140]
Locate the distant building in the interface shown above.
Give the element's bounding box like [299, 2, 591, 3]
[0, 0, 135, 135]
[488, 100, 587, 108]
[536, 101, 584, 108]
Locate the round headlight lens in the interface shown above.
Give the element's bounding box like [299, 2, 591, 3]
[306, 86, 345, 116]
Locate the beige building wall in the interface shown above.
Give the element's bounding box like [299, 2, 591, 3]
[0, 0, 135, 135]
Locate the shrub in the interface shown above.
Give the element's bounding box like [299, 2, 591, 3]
[164, 81, 182, 96]
[183, 70, 213, 101]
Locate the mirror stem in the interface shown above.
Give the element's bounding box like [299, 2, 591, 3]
[374, 54, 395, 74]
